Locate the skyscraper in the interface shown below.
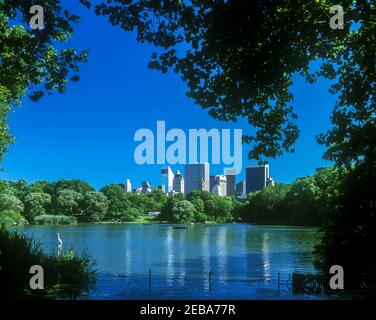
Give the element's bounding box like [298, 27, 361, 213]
[125, 179, 132, 192]
[236, 181, 246, 197]
[211, 175, 227, 196]
[161, 166, 174, 193]
[141, 181, 152, 194]
[173, 170, 185, 194]
[246, 164, 270, 194]
[225, 169, 236, 196]
[209, 175, 216, 192]
[184, 163, 210, 194]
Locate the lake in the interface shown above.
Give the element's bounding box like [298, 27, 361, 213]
[19, 223, 329, 300]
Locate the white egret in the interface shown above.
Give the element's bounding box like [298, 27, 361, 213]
[57, 233, 63, 257]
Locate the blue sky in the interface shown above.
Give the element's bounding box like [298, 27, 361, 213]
[0, 4, 335, 190]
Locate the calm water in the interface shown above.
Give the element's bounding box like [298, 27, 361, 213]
[19, 223, 327, 300]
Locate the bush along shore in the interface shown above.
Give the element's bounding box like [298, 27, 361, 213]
[0, 226, 96, 299]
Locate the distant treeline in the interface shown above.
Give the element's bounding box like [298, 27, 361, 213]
[1, 167, 341, 227]
[235, 167, 342, 226]
[0, 179, 237, 225]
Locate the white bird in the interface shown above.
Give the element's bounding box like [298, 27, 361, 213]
[57, 233, 63, 256]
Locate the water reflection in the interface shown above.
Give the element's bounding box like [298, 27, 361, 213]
[165, 227, 174, 287]
[177, 229, 186, 287]
[124, 230, 131, 276]
[18, 223, 321, 299]
[262, 231, 271, 281]
[216, 227, 227, 283]
[201, 227, 210, 291]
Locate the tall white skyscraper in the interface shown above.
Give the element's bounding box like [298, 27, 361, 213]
[184, 163, 210, 194]
[161, 166, 174, 193]
[211, 175, 227, 196]
[125, 179, 132, 192]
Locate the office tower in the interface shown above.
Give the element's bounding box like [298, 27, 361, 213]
[209, 175, 216, 192]
[246, 164, 270, 194]
[125, 179, 132, 193]
[236, 181, 246, 197]
[161, 166, 174, 193]
[211, 175, 227, 196]
[173, 170, 185, 194]
[141, 181, 152, 194]
[225, 169, 236, 196]
[184, 163, 210, 194]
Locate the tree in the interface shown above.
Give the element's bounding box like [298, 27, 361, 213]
[0, 1, 90, 162]
[316, 162, 376, 288]
[100, 184, 131, 220]
[55, 189, 83, 217]
[159, 193, 185, 221]
[205, 196, 233, 223]
[82, 191, 109, 222]
[317, 3, 375, 166]
[23, 192, 52, 222]
[172, 200, 196, 223]
[121, 207, 142, 222]
[0, 192, 24, 213]
[94, 0, 373, 162]
[146, 189, 168, 211]
[285, 177, 321, 226]
[52, 179, 95, 195]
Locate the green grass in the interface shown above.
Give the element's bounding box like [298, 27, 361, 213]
[33, 214, 77, 225]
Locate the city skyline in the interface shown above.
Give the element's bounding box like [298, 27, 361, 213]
[123, 163, 277, 197]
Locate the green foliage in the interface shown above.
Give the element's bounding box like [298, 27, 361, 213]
[82, 191, 108, 222]
[0, 1, 89, 162]
[0, 179, 168, 224]
[33, 214, 77, 225]
[94, 1, 374, 164]
[0, 227, 95, 299]
[0, 209, 26, 226]
[23, 192, 51, 221]
[0, 191, 24, 213]
[52, 179, 95, 195]
[55, 189, 83, 217]
[172, 200, 196, 223]
[160, 190, 235, 224]
[119, 207, 143, 222]
[100, 184, 132, 220]
[316, 161, 376, 289]
[237, 168, 341, 226]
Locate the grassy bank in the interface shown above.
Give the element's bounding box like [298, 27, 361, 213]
[0, 227, 95, 299]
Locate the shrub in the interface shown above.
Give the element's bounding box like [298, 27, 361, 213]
[120, 208, 143, 222]
[0, 227, 96, 299]
[33, 214, 77, 225]
[0, 209, 27, 226]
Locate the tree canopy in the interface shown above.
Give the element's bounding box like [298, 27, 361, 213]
[94, 0, 375, 164]
[0, 0, 90, 162]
